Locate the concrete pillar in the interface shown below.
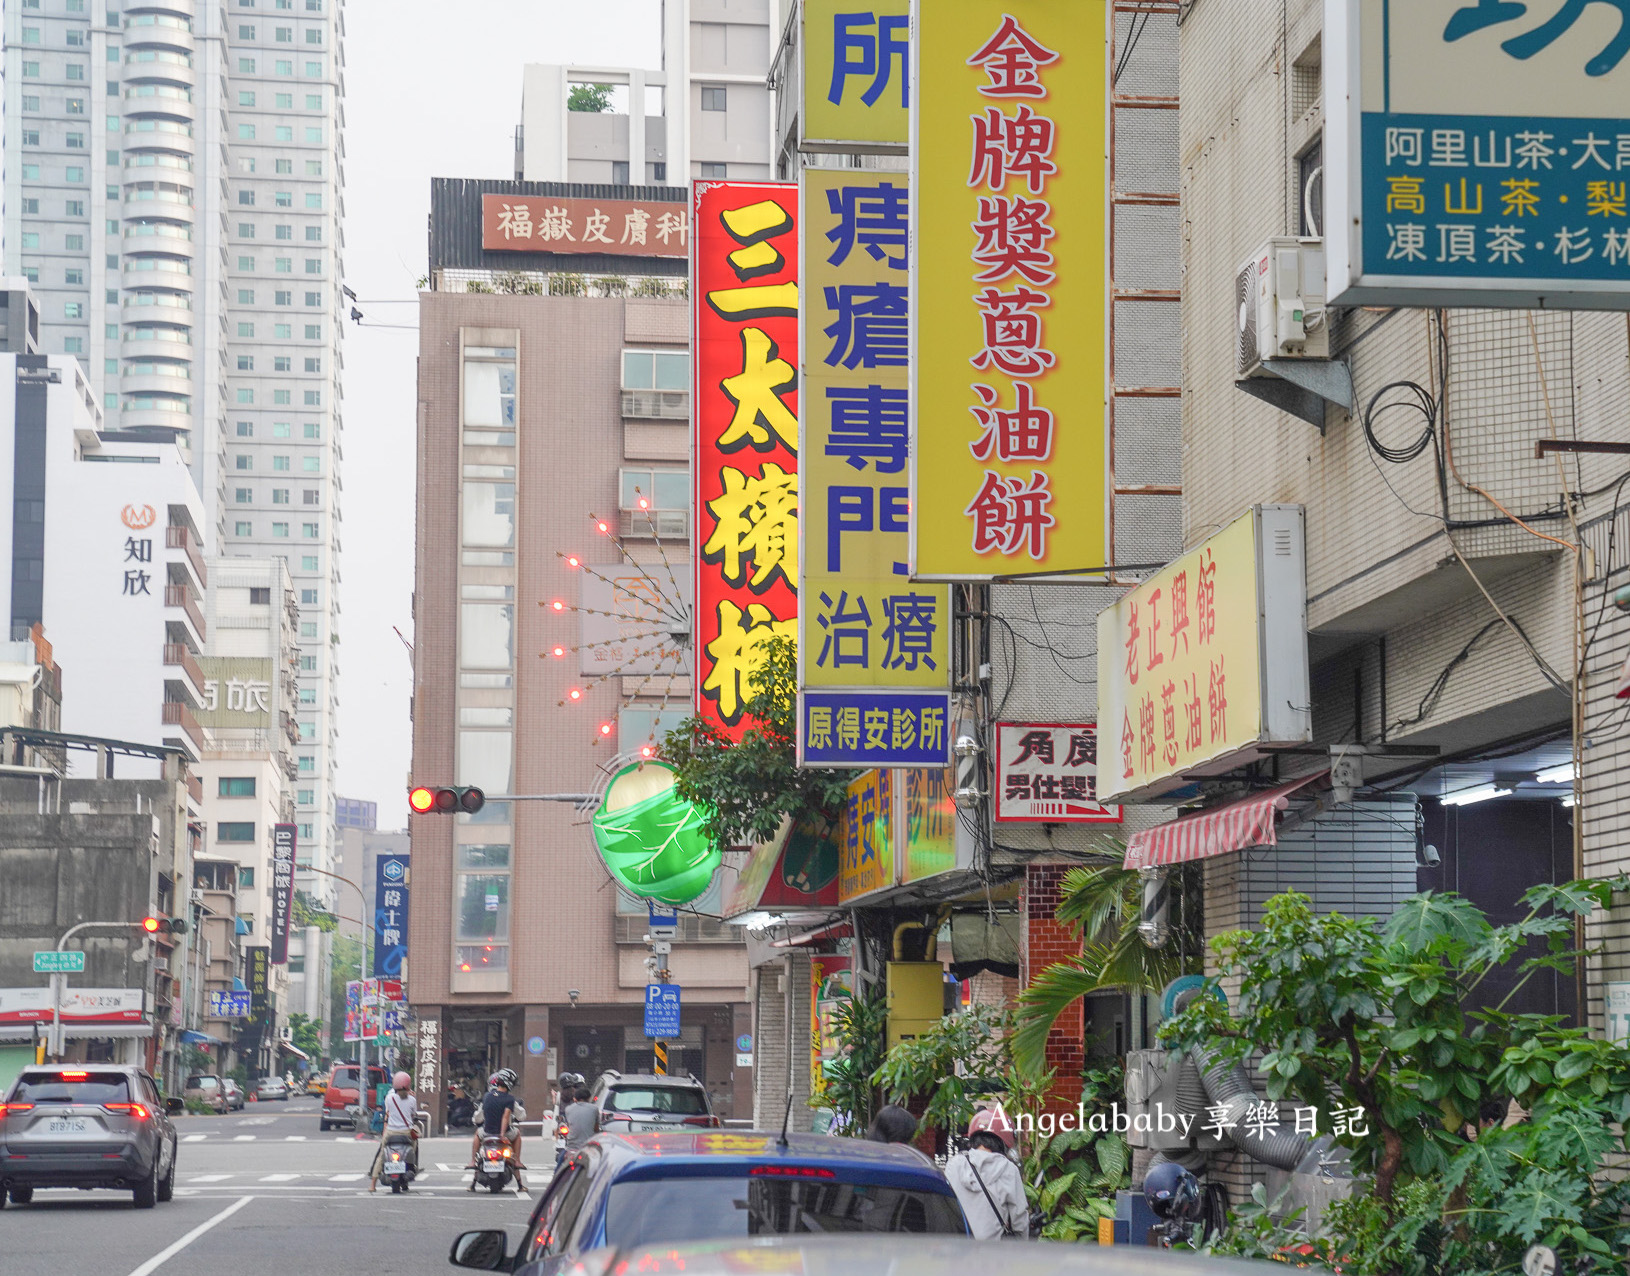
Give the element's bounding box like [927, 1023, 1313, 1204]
[520, 1004, 551, 1126]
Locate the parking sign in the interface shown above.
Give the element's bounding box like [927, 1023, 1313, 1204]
[643, 983, 681, 1039]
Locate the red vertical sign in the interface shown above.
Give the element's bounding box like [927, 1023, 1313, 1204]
[693, 182, 800, 737]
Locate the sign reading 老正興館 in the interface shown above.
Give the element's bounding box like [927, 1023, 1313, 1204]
[994, 723, 1123, 824]
[644, 983, 681, 1039]
[1326, 0, 1630, 310]
[802, 0, 910, 152]
[1097, 506, 1311, 805]
[372, 854, 409, 978]
[270, 823, 296, 965]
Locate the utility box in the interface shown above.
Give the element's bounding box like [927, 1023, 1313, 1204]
[885, 962, 943, 1049]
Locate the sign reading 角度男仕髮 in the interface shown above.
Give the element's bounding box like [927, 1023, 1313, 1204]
[910, 0, 1109, 581]
[802, 0, 910, 152]
[1325, 0, 1630, 311]
[1097, 506, 1311, 805]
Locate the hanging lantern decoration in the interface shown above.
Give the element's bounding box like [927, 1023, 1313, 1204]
[591, 761, 720, 906]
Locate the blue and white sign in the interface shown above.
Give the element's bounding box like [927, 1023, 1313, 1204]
[1327, 0, 1630, 310]
[526, 1035, 546, 1056]
[209, 990, 252, 1019]
[648, 906, 678, 931]
[372, 854, 410, 978]
[643, 983, 681, 1039]
[798, 690, 952, 769]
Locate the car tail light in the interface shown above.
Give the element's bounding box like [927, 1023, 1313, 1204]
[60, 1070, 88, 1080]
[681, 1115, 717, 1127]
[104, 1102, 149, 1120]
[750, 1165, 836, 1178]
[0, 1103, 33, 1118]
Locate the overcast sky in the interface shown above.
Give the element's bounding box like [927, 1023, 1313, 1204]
[339, 0, 665, 823]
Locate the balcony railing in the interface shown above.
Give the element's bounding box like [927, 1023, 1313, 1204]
[162, 641, 204, 691]
[165, 524, 207, 587]
[163, 584, 206, 639]
[161, 699, 204, 752]
[621, 389, 690, 420]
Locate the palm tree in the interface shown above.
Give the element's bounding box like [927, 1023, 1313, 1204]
[1011, 863, 1186, 1075]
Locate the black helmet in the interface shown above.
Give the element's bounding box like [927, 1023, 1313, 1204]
[1144, 1162, 1201, 1222]
[559, 1072, 585, 1089]
[493, 1068, 519, 1090]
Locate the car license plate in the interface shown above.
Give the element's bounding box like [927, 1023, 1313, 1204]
[47, 1118, 90, 1136]
[633, 1120, 681, 1132]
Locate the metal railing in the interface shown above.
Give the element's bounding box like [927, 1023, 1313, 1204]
[162, 641, 204, 691]
[161, 700, 204, 751]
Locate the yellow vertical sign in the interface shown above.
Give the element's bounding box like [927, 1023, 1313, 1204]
[910, 1, 1108, 580]
[802, 0, 911, 151]
[838, 770, 896, 903]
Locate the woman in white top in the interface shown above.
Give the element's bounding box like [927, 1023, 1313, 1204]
[368, 1072, 420, 1193]
[943, 1107, 1028, 1241]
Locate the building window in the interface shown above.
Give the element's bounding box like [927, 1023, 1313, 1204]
[239, 24, 256, 37]
[300, 622, 317, 639]
[302, 456, 320, 473]
[304, 291, 321, 306]
[272, 489, 290, 504]
[272, 522, 290, 537]
[21, 130, 41, 148]
[276, 158, 293, 175]
[303, 390, 321, 406]
[273, 389, 292, 405]
[235, 521, 253, 536]
[305, 61, 322, 76]
[276, 324, 293, 339]
[304, 259, 321, 274]
[237, 355, 255, 371]
[249, 587, 272, 604]
[21, 63, 39, 77]
[303, 490, 320, 505]
[276, 290, 292, 305]
[622, 349, 690, 392]
[275, 191, 293, 208]
[276, 25, 292, 40]
[237, 866, 255, 889]
[64, 303, 83, 319]
[276, 225, 293, 240]
[237, 389, 254, 404]
[236, 456, 253, 471]
[275, 126, 293, 142]
[305, 193, 322, 210]
[238, 255, 256, 271]
[216, 821, 256, 843]
[300, 589, 318, 605]
[306, 92, 322, 108]
[63, 338, 84, 354]
[239, 58, 256, 74]
[276, 59, 293, 75]
[239, 224, 256, 239]
[238, 124, 256, 141]
[699, 162, 727, 178]
[298, 755, 315, 772]
[301, 555, 318, 571]
[611, 160, 630, 185]
[66, 65, 85, 81]
[237, 422, 254, 437]
[65, 200, 85, 217]
[274, 356, 292, 372]
[302, 522, 319, 538]
[239, 91, 256, 107]
[299, 655, 316, 671]
[297, 788, 314, 804]
[66, 98, 85, 115]
[234, 487, 252, 503]
[701, 85, 726, 111]
[65, 268, 83, 285]
[305, 160, 323, 176]
[239, 192, 256, 206]
[273, 456, 291, 471]
[304, 357, 321, 372]
[239, 289, 256, 304]
[273, 422, 292, 438]
[275, 257, 293, 273]
[219, 777, 256, 798]
[21, 164, 40, 180]
[304, 325, 322, 341]
[238, 322, 255, 338]
[297, 822, 313, 840]
[20, 233, 40, 250]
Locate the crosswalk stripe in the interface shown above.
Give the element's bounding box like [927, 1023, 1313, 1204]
[260, 1174, 299, 1182]
[232, 1135, 256, 1142]
[190, 1174, 232, 1183]
[328, 1173, 363, 1182]
[283, 1136, 307, 1142]
[183, 1134, 207, 1143]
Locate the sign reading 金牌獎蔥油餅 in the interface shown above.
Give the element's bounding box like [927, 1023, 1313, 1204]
[1097, 506, 1311, 805]
[798, 168, 951, 761]
[803, 0, 910, 152]
[480, 195, 689, 259]
[269, 823, 295, 965]
[1326, 0, 1630, 310]
[995, 723, 1123, 824]
[799, 690, 951, 769]
[372, 854, 409, 979]
[910, 1, 1108, 580]
[693, 182, 801, 738]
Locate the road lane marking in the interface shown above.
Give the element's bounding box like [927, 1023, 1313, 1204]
[183, 1134, 207, 1142]
[124, 1194, 254, 1276]
[232, 1135, 256, 1141]
[283, 1135, 307, 1141]
[260, 1173, 300, 1182]
[190, 1174, 233, 1182]
[328, 1173, 364, 1182]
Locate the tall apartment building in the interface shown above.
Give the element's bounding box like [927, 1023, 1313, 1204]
[514, 0, 775, 185]
[2, 0, 348, 908]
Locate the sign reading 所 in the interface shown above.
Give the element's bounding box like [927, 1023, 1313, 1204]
[481, 195, 690, 258]
[1326, 0, 1630, 310]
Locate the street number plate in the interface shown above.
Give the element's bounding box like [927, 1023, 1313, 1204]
[47, 1119, 89, 1135]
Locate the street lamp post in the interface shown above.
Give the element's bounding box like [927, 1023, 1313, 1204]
[49, 920, 146, 1061]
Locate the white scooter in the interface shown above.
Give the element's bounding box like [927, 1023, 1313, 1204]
[381, 1130, 419, 1193]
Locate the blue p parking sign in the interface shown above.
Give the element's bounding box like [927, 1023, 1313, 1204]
[644, 984, 681, 1039]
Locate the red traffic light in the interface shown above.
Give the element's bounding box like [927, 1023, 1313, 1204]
[141, 916, 161, 934]
[408, 786, 436, 814]
[408, 786, 485, 815]
[140, 916, 187, 936]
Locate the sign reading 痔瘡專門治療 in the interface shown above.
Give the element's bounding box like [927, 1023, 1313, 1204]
[1325, 0, 1630, 310]
[802, 0, 910, 152]
[1097, 506, 1311, 805]
[480, 195, 690, 259]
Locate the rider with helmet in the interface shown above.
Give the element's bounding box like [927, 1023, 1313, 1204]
[944, 1107, 1028, 1240]
[467, 1069, 524, 1180]
[368, 1071, 420, 1194]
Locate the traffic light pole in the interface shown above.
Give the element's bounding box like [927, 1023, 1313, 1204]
[49, 920, 146, 1061]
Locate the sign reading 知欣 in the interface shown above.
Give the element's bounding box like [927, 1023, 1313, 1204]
[644, 983, 681, 1039]
[1097, 506, 1311, 805]
[372, 854, 409, 978]
[33, 950, 85, 974]
[481, 195, 690, 258]
[803, 0, 910, 152]
[911, 1, 1108, 580]
[246, 947, 270, 1016]
[800, 690, 951, 768]
[693, 182, 801, 737]
[270, 823, 296, 965]
[798, 167, 951, 765]
[208, 990, 252, 1019]
[994, 723, 1122, 823]
[196, 657, 274, 729]
[838, 769, 897, 903]
[1325, 0, 1630, 310]
[579, 566, 693, 678]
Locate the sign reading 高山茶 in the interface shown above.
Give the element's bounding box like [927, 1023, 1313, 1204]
[802, 0, 910, 152]
[481, 195, 689, 258]
[1326, 0, 1630, 310]
[1097, 506, 1311, 805]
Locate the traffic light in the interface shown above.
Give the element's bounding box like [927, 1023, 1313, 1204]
[408, 785, 485, 815]
[140, 915, 188, 936]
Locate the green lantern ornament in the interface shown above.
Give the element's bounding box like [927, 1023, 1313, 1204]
[591, 761, 720, 906]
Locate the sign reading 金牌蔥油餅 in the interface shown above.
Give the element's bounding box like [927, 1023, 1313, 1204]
[838, 769, 896, 903]
[800, 690, 951, 769]
[196, 657, 274, 729]
[1097, 506, 1311, 805]
[910, 1, 1108, 580]
[246, 947, 270, 1016]
[579, 566, 693, 678]
[1325, 0, 1630, 311]
[803, 0, 910, 152]
[798, 168, 951, 757]
[994, 723, 1123, 824]
[372, 854, 409, 979]
[480, 195, 690, 259]
[270, 823, 295, 965]
[693, 182, 801, 738]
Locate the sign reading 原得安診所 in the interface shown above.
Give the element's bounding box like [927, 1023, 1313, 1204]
[1325, 0, 1630, 310]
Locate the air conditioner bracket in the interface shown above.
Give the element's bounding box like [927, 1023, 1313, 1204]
[1236, 357, 1353, 433]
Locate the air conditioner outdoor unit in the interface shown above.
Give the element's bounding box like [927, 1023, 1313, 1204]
[189, 888, 205, 905]
[619, 508, 689, 540]
[1236, 237, 1329, 379]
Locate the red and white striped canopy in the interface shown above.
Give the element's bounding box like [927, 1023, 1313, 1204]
[1123, 773, 1326, 870]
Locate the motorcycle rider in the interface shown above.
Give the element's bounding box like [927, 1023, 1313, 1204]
[467, 1068, 526, 1195]
[368, 1071, 420, 1194]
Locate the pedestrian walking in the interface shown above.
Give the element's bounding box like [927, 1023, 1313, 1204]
[866, 1104, 919, 1144]
[945, 1109, 1028, 1240]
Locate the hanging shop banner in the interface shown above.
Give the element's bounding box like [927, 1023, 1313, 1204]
[800, 689, 952, 768]
[994, 723, 1123, 823]
[803, 0, 910, 152]
[799, 168, 951, 762]
[1325, 0, 1630, 311]
[910, 1, 1109, 580]
[811, 955, 853, 1107]
[270, 823, 296, 965]
[372, 854, 409, 979]
[693, 181, 801, 738]
[245, 947, 270, 1016]
[1097, 505, 1311, 805]
[901, 767, 958, 883]
[838, 769, 897, 903]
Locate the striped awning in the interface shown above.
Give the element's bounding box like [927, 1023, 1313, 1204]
[1123, 773, 1326, 870]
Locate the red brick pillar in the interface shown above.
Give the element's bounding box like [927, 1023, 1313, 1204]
[1022, 864, 1084, 1118]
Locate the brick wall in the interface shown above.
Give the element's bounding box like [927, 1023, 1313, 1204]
[1021, 863, 1084, 1115]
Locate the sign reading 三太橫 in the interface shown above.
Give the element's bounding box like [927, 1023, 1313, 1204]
[803, 0, 910, 152]
[994, 723, 1123, 823]
[480, 195, 690, 259]
[270, 823, 295, 965]
[693, 182, 801, 738]
[799, 168, 951, 763]
[1325, 0, 1630, 310]
[372, 854, 409, 978]
[838, 769, 897, 903]
[196, 657, 274, 729]
[799, 690, 951, 768]
[246, 947, 270, 1016]
[579, 566, 693, 677]
[911, 1, 1108, 580]
[1097, 506, 1311, 805]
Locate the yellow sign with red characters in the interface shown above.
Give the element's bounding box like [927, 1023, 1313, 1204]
[838, 770, 896, 903]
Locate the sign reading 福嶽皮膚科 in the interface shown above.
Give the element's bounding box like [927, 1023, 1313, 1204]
[1097, 506, 1312, 805]
[693, 182, 801, 739]
[1325, 0, 1630, 310]
[802, 0, 910, 152]
[910, 1, 1109, 581]
[480, 195, 690, 258]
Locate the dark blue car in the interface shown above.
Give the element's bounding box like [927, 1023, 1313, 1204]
[448, 1130, 970, 1275]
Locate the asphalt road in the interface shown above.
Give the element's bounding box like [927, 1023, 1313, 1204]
[3, 1094, 549, 1276]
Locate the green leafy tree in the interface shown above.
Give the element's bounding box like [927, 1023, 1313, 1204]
[293, 891, 337, 933]
[822, 987, 888, 1134]
[1023, 1064, 1130, 1242]
[874, 1003, 1011, 1137]
[288, 1013, 323, 1058]
[1164, 880, 1630, 1275]
[664, 637, 856, 849]
[567, 83, 614, 113]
